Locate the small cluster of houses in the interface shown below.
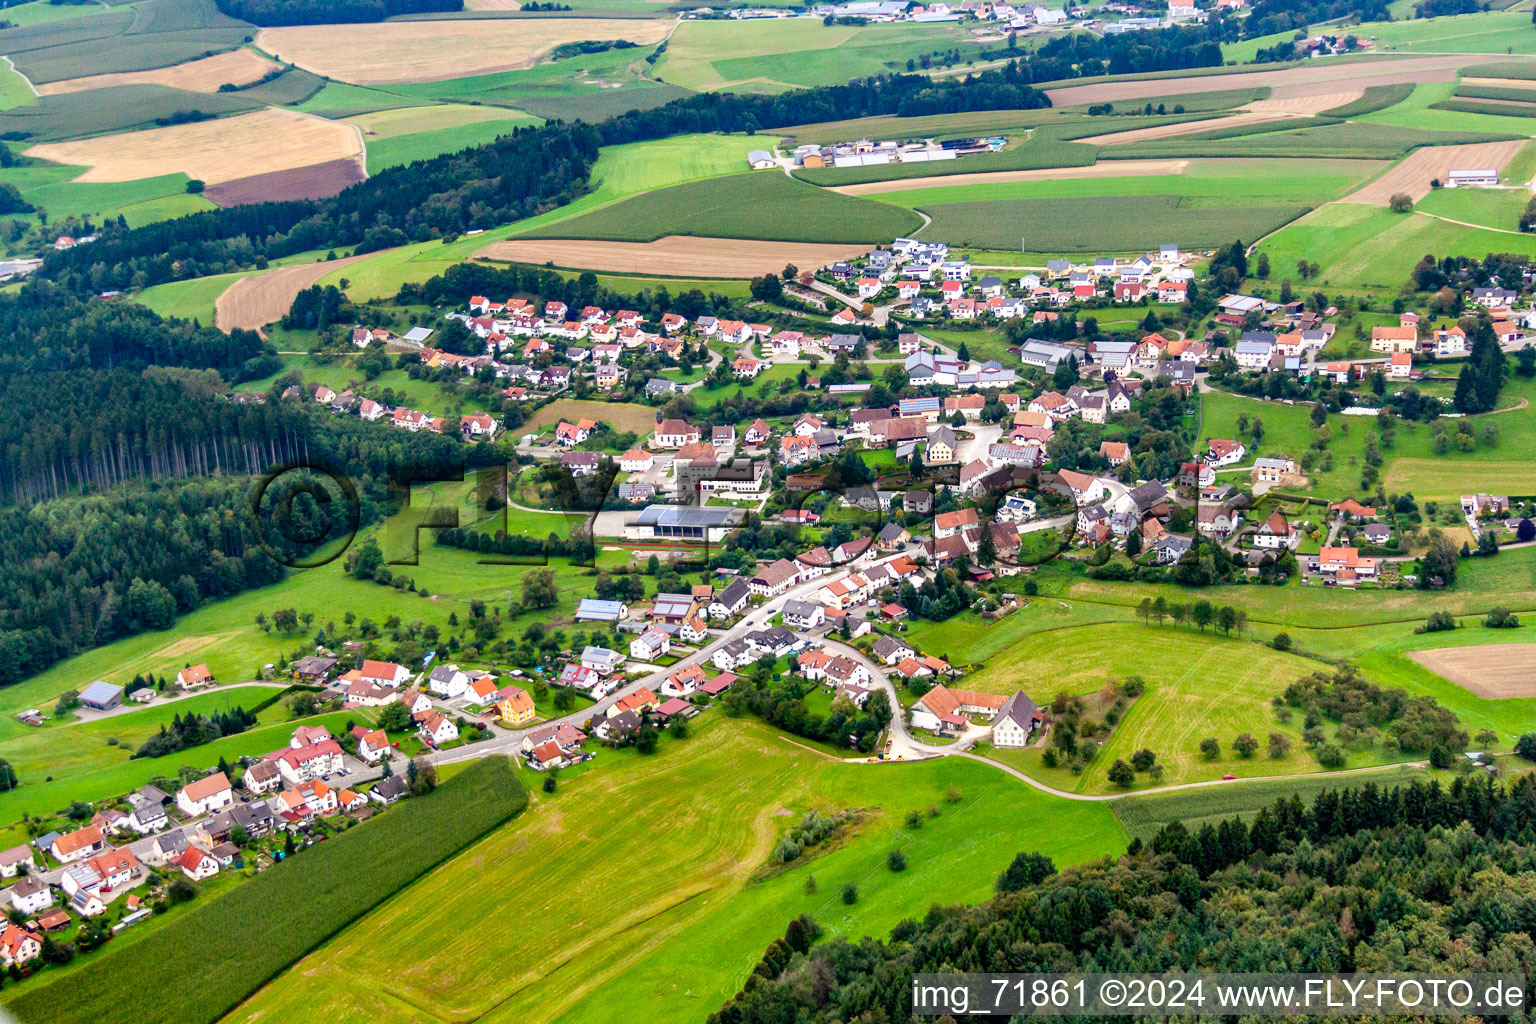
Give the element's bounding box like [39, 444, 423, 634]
[827, 240, 1193, 325]
[304, 380, 498, 442]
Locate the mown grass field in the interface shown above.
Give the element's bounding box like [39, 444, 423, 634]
[519, 171, 923, 244]
[1358, 80, 1536, 138]
[964, 622, 1338, 792]
[655, 18, 974, 92]
[1200, 381, 1536, 502]
[221, 716, 1127, 1024]
[0, 684, 288, 787]
[1256, 201, 1536, 294]
[915, 193, 1311, 252]
[1364, 9, 1536, 54]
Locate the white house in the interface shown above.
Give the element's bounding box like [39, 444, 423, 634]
[629, 628, 671, 662]
[426, 664, 472, 699]
[176, 772, 234, 817]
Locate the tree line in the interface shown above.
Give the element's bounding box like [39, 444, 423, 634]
[215, 0, 459, 25]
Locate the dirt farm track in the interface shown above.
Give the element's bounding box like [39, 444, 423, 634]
[215, 254, 377, 333]
[1409, 644, 1536, 699]
[476, 235, 869, 277]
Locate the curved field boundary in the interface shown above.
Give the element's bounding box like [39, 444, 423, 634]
[35, 47, 276, 95]
[827, 159, 1190, 196]
[1045, 54, 1508, 108]
[1075, 111, 1299, 146]
[1339, 138, 1527, 204]
[476, 235, 868, 278]
[254, 18, 672, 84]
[215, 252, 377, 332]
[24, 107, 361, 184]
[1247, 90, 1361, 115]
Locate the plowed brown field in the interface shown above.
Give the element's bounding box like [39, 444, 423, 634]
[476, 235, 867, 277]
[1409, 644, 1536, 698]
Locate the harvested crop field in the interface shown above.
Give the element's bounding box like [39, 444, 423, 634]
[1045, 55, 1506, 108]
[464, 0, 521, 6]
[476, 235, 868, 277]
[1078, 111, 1297, 146]
[255, 19, 672, 84]
[205, 156, 366, 206]
[215, 253, 376, 332]
[25, 108, 362, 184]
[829, 159, 1190, 195]
[1409, 644, 1536, 698]
[1248, 90, 1361, 114]
[343, 103, 527, 139]
[1461, 77, 1536, 91]
[1340, 139, 1526, 203]
[34, 47, 276, 96]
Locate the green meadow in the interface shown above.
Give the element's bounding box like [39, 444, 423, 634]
[221, 715, 1127, 1024]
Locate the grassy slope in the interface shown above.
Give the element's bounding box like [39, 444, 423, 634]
[0, 684, 288, 787]
[655, 19, 966, 92]
[363, 113, 542, 174]
[222, 716, 1126, 1024]
[1200, 379, 1536, 502]
[517, 170, 923, 243]
[962, 622, 1340, 793]
[1256, 202, 1536, 294]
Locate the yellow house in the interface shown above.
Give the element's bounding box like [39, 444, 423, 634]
[496, 686, 536, 727]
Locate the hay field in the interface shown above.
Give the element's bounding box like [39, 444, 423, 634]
[255, 19, 672, 84]
[1340, 139, 1526, 203]
[464, 0, 521, 6]
[1410, 644, 1536, 698]
[215, 253, 375, 332]
[1046, 55, 1503, 108]
[477, 235, 867, 276]
[34, 47, 276, 96]
[25, 108, 361, 184]
[829, 159, 1190, 195]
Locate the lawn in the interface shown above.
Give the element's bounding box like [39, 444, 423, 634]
[914, 194, 1312, 253]
[220, 715, 1127, 1024]
[1412, 182, 1530, 231]
[517, 171, 923, 244]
